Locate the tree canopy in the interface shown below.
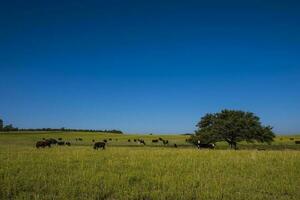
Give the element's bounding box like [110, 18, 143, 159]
[191, 109, 275, 149]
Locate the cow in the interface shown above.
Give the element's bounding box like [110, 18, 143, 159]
[92, 139, 95, 142]
[295, 141, 300, 145]
[128, 139, 131, 142]
[138, 139, 146, 145]
[36, 141, 51, 148]
[109, 138, 112, 141]
[198, 143, 215, 149]
[103, 139, 108, 143]
[66, 142, 71, 146]
[57, 141, 65, 146]
[58, 138, 62, 141]
[158, 137, 163, 141]
[174, 144, 178, 148]
[46, 138, 57, 145]
[78, 138, 83, 141]
[134, 139, 137, 142]
[162, 140, 169, 145]
[290, 138, 294, 141]
[152, 139, 159, 143]
[94, 142, 106, 150]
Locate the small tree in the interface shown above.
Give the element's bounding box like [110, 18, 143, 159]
[192, 109, 275, 149]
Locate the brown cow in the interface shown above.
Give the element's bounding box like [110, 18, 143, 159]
[36, 141, 51, 148]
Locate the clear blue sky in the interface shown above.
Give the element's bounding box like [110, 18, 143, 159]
[0, 0, 299, 134]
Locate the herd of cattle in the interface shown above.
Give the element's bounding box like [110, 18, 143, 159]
[36, 137, 300, 150]
[35, 137, 200, 150]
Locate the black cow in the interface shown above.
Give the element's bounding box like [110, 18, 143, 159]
[158, 137, 163, 141]
[94, 142, 106, 150]
[58, 138, 62, 141]
[36, 141, 51, 148]
[128, 139, 131, 142]
[134, 139, 137, 142]
[138, 139, 146, 145]
[46, 138, 58, 145]
[163, 140, 169, 145]
[198, 143, 215, 149]
[295, 141, 300, 144]
[66, 142, 71, 146]
[174, 144, 178, 148]
[152, 139, 159, 143]
[92, 139, 95, 142]
[57, 141, 65, 145]
[109, 138, 112, 141]
[103, 139, 107, 143]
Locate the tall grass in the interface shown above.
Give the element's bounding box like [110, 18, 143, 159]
[0, 145, 299, 200]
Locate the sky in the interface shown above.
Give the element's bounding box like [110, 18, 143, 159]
[0, 0, 299, 134]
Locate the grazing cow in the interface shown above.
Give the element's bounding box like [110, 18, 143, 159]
[198, 143, 215, 149]
[174, 144, 178, 148]
[103, 139, 107, 143]
[66, 142, 71, 146]
[158, 137, 163, 141]
[134, 139, 137, 142]
[163, 140, 169, 145]
[58, 138, 62, 141]
[138, 139, 146, 145]
[152, 139, 159, 143]
[36, 141, 51, 148]
[94, 142, 106, 150]
[128, 139, 131, 142]
[109, 138, 112, 141]
[46, 138, 57, 145]
[92, 139, 95, 142]
[295, 141, 300, 145]
[78, 138, 83, 141]
[57, 141, 65, 146]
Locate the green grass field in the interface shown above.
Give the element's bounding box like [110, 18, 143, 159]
[0, 132, 300, 200]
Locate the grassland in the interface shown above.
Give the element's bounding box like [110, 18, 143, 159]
[0, 132, 300, 200]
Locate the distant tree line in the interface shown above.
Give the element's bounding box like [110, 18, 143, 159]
[17, 128, 123, 134]
[0, 118, 122, 134]
[0, 119, 18, 131]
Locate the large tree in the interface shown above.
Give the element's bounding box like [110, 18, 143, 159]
[192, 109, 275, 149]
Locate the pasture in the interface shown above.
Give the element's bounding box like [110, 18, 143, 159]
[0, 132, 300, 200]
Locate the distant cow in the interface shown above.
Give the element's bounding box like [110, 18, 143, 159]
[158, 137, 163, 141]
[36, 141, 51, 148]
[46, 138, 57, 145]
[138, 139, 146, 145]
[290, 138, 294, 141]
[163, 140, 169, 145]
[198, 143, 215, 149]
[57, 141, 65, 146]
[128, 139, 131, 142]
[78, 138, 83, 141]
[94, 142, 106, 150]
[103, 139, 107, 143]
[92, 139, 95, 142]
[109, 138, 112, 141]
[174, 144, 178, 148]
[134, 139, 137, 142]
[152, 139, 159, 143]
[295, 141, 300, 145]
[66, 142, 71, 146]
[58, 138, 62, 141]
